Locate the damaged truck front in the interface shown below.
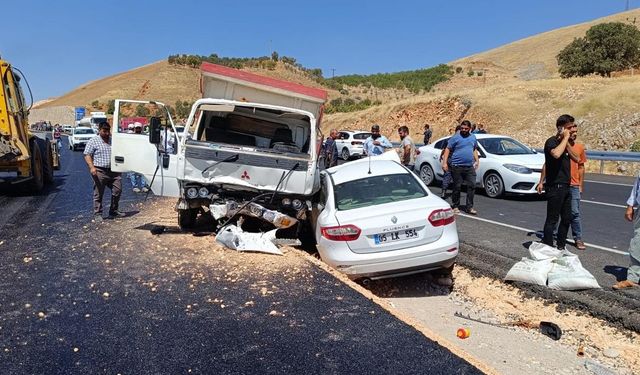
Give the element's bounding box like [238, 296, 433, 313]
[110, 62, 327, 238]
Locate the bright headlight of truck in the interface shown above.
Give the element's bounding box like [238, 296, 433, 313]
[503, 164, 532, 174]
[186, 187, 198, 199]
[198, 187, 209, 197]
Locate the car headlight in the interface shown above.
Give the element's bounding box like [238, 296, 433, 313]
[186, 187, 198, 199]
[198, 187, 209, 197]
[503, 164, 532, 174]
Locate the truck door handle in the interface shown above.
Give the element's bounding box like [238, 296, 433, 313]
[115, 156, 125, 162]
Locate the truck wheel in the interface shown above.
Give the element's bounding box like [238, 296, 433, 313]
[26, 140, 44, 193]
[178, 208, 198, 231]
[37, 139, 54, 184]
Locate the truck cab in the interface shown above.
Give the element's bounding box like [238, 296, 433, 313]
[110, 63, 327, 233]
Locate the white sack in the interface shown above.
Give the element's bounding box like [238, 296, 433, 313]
[504, 257, 554, 286]
[528, 242, 562, 261]
[215, 225, 282, 255]
[547, 251, 600, 290]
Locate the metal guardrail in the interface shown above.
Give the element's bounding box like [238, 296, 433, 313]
[534, 149, 640, 174]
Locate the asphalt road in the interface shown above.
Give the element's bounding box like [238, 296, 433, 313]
[0, 138, 482, 374]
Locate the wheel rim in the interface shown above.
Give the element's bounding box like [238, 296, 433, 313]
[420, 165, 434, 185]
[342, 149, 349, 160]
[485, 175, 502, 197]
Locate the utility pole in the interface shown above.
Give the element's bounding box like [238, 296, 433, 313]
[331, 68, 336, 78]
[626, 0, 630, 11]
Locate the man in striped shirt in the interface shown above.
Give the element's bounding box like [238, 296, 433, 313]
[83, 122, 124, 221]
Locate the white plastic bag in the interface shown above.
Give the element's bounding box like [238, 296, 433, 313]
[528, 242, 562, 261]
[504, 257, 554, 286]
[547, 251, 600, 290]
[215, 225, 282, 255]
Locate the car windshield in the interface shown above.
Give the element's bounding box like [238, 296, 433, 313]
[333, 173, 427, 211]
[478, 137, 535, 155]
[74, 128, 95, 135]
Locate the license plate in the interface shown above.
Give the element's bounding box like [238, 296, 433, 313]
[374, 228, 419, 244]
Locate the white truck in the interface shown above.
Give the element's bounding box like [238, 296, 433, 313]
[110, 62, 327, 237]
[76, 111, 107, 131]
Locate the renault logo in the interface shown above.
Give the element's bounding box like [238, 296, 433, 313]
[391, 216, 397, 224]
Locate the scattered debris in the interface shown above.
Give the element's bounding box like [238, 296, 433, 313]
[584, 359, 618, 375]
[456, 328, 471, 339]
[210, 202, 298, 229]
[602, 348, 620, 359]
[150, 225, 166, 235]
[539, 321, 562, 340]
[215, 225, 283, 255]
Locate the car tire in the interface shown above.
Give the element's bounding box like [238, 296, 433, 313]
[419, 163, 435, 186]
[484, 172, 504, 198]
[178, 208, 198, 231]
[341, 147, 350, 161]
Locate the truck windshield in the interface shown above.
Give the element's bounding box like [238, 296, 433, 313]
[92, 118, 107, 125]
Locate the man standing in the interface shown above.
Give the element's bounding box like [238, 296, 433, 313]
[423, 124, 432, 145]
[537, 126, 586, 249]
[363, 124, 392, 156]
[613, 173, 640, 289]
[324, 129, 339, 168]
[541, 114, 578, 250]
[397, 125, 416, 170]
[84, 122, 124, 221]
[442, 120, 479, 215]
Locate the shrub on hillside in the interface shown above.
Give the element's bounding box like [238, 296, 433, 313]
[325, 97, 381, 113]
[631, 140, 640, 152]
[325, 64, 453, 94]
[557, 22, 640, 77]
[467, 70, 475, 77]
[455, 66, 463, 74]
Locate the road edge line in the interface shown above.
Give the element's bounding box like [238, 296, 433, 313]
[292, 248, 500, 375]
[458, 213, 629, 256]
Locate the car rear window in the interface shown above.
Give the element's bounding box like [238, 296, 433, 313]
[333, 173, 427, 211]
[353, 133, 371, 140]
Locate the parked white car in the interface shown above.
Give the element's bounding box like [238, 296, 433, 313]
[62, 124, 73, 134]
[314, 158, 458, 281]
[68, 127, 96, 151]
[414, 134, 545, 198]
[335, 130, 372, 160]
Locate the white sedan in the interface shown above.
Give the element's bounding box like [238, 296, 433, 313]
[335, 130, 372, 160]
[414, 134, 544, 198]
[314, 158, 458, 281]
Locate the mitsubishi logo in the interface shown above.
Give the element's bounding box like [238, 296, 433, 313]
[241, 171, 250, 180]
[391, 216, 397, 224]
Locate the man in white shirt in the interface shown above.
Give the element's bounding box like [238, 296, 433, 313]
[614, 174, 640, 289]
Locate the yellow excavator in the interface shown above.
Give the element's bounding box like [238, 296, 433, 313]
[0, 57, 59, 193]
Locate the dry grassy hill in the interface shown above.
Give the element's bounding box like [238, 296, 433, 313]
[452, 8, 640, 80]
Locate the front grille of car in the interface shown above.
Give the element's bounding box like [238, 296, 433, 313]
[511, 182, 535, 190]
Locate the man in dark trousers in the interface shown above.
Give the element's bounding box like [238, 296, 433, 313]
[423, 124, 432, 145]
[84, 122, 124, 221]
[542, 114, 578, 250]
[324, 129, 339, 168]
[442, 120, 479, 215]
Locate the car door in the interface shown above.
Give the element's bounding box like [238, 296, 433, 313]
[431, 138, 449, 177]
[111, 99, 180, 197]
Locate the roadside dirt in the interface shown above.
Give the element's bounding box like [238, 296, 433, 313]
[102, 198, 638, 374]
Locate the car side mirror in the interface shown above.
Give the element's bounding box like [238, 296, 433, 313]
[149, 117, 161, 144]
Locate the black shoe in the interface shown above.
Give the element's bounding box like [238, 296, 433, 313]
[109, 210, 126, 218]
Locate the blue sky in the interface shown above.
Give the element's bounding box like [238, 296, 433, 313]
[2, 0, 635, 101]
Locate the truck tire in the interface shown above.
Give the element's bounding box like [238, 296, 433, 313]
[178, 208, 198, 231]
[26, 140, 44, 193]
[37, 139, 55, 184]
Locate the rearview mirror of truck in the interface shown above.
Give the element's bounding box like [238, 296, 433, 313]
[149, 117, 161, 144]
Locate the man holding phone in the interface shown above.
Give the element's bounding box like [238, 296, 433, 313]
[541, 114, 578, 250]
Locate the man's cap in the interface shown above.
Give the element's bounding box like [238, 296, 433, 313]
[371, 124, 380, 131]
[134, 122, 142, 128]
[127, 123, 134, 129]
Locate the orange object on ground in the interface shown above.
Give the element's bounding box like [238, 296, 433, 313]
[456, 328, 471, 339]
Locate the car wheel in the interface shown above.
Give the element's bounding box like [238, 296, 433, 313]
[419, 163, 435, 186]
[341, 147, 350, 161]
[484, 172, 504, 198]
